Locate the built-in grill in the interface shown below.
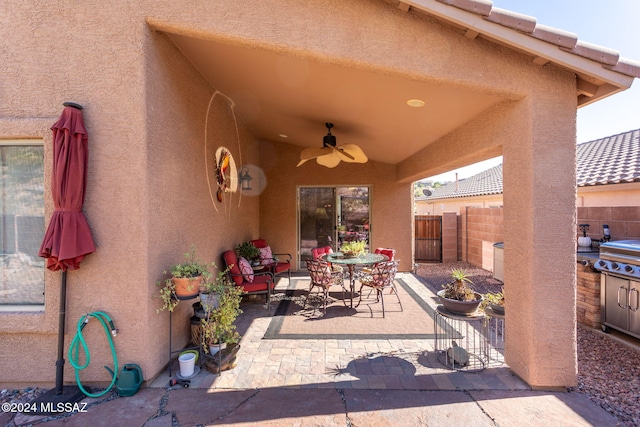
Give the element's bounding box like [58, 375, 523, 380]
[594, 240, 640, 338]
[595, 240, 640, 280]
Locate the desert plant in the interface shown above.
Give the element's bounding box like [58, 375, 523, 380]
[481, 288, 504, 312]
[441, 268, 478, 301]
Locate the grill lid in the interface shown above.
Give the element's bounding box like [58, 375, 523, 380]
[596, 239, 640, 279]
[599, 239, 640, 263]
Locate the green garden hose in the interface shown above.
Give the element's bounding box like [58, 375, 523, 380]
[68, 311, 118, 397]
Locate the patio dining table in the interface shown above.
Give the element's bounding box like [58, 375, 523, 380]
[324, 252, 388, 308]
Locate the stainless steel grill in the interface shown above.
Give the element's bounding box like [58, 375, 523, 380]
[594, 240, 640, 280]
[594, 239, 640, 338]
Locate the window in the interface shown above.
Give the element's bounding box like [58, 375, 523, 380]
[1, 140, 45, 306]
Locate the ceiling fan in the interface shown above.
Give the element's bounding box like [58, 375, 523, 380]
[297, 122, 368, 168]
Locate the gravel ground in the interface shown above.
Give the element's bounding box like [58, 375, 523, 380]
[416, 261, 640, 427]
[3, 262, 639, 426]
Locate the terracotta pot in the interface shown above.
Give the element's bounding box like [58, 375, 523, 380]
[437, 290, 483, 315]
[172, 276, 202, 299]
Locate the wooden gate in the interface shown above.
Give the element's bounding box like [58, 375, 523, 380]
[415, 215, 442, 262]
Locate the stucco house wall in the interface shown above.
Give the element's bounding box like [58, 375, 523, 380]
[3, 0, 626, 389]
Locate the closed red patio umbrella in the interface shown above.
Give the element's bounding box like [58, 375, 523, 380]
[37, 102, 96, 405]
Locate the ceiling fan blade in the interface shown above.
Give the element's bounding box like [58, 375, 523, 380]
[338, 144, 368, 163]
[316, 152, 341, 168]
[327, 144, 355, 161]
[299, 147, 331, 161]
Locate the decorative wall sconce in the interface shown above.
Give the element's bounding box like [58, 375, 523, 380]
[239, 167, 253, 191]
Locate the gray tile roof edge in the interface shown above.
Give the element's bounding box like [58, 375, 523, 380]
[431, 0, 640, 78]
[417, 128, 640, 201]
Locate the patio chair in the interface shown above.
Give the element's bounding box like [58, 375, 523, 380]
[311, 246, 344, 273]
[222, 250, 275, 311]
[304, 259, 344, 313]
[356, 260, 401, 318]
[250, 239, 292, 280]
[360, 247, 396, 276]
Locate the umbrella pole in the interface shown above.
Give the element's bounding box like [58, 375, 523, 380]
[30, 271, 86, 414]
[55, 270, 67, 394]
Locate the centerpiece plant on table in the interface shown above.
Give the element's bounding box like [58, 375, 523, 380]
[339, 240, 366, 257]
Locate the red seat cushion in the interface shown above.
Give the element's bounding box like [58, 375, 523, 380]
[250, 239, 268, 249]
[375, 247, 395, 260]
[223, 250, 244, 285]
[240, 274, 274, 293]
[311, 246, 333, 260]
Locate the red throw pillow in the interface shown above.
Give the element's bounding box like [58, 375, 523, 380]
[259, 246, 273, 266]
[238, 257, 254, 282]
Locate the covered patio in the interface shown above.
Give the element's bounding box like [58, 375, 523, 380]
[152, 271, 520, 390]
[2, 0, 639, 393]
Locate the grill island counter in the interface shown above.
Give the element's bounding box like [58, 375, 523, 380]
[594, 240, 640, 339]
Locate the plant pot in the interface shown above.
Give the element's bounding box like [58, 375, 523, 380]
[488, 303, 505, 315]
[209, 342, 227, 356]
[173, 276, 202, 298]
[199, 292, 219, 313]
[437, 290, 483, 315]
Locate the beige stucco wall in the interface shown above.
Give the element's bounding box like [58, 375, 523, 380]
[578, 182, 640, 207]
[259, 140, 413, 273]
[1, 0, 582, 388]
[416, 194, 504, 215]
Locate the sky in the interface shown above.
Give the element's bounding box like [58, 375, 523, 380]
[425, 0, 640, 183]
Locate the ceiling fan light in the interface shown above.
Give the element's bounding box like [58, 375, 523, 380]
[297, 122, 368, 168]
[407, 99, 425, 107]
[323, 134, 337, 146]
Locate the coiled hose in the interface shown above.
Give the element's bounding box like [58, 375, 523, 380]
[68, 311, 118, 397]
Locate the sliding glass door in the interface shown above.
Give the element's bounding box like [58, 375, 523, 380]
[298, 186, 370, 268]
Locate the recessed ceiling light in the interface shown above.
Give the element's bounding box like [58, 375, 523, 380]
[407, 99, 425, 108]
[279, 134, 288, 138]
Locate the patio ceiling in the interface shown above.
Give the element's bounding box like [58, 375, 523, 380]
[157, 0, 638, 169]
[166, 32, 504, 166]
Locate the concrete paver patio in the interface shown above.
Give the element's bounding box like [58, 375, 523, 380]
[7, 273, 621, 426]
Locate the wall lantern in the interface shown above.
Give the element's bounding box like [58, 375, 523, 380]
[238, 167, 253, 191]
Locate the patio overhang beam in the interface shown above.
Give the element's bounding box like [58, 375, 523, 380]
[398, 0, 636, 107]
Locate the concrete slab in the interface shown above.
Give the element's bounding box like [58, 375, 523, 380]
[163, 388, 258, 425]
[39, 388, 166, 427]
[204, 388, 347, 426]
[344, 389, 495, 426]
[469, 390, 621, 427]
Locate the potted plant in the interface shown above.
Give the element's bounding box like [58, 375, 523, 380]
[155, 244, 212, 312]
[339, 240, 366, 257]
[437, 268, 483, 315]
[200, 269, 243, 356]
[236, 241, 261, 265]
[481, 289, 505, 315]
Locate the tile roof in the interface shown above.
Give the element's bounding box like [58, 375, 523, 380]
[416, 0, 640, 79]
[577, 128, 640, 186]
[424, 164, 503, 200]
[419, 128, 640, 200]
